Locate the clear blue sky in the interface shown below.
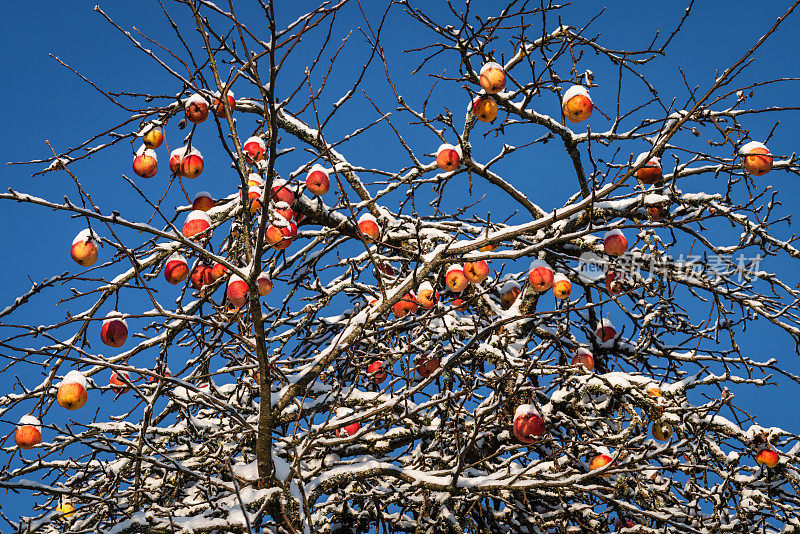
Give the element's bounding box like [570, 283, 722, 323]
[1, 0, 799, 525]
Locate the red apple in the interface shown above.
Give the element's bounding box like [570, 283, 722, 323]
[416, 281, 438, 310]
[590, 453, 613, 474]
[266, 215, 295, 250]
[571, 347, 594, 371]
[248, 173, 265, 187]
[756, 448, 779, 468]
[499, 280, 522, 309]
[446, 264, 469, 293]
[270, 178, 295, 205]
[472, 95, 498, 122]
[479, 62, 506, 94]
[141, 124, 164, 149]
[452, 297, 469, 312]
[257, 272, 273, 296]
[528, 260, 554, 292]
[180, 148, 204, 179]
[306, 164, 330, 195]
[416, 355, 440, 378]
[646, 198, 671, 221]
[169, 147, 185, 176]
[101, 313, 128, 348]
[335, 408, 361, 437]
[210, 262, 228, 281]
[633, 152, 662, 185]
[740, 141, 773, 176]
[213, 89, 236, 117]
[436, 143, 461, 172]
[513, 404, 545, 443]
[227, 274, 249, 308]
[109, 370, 130, 394]
[244, 186, 264, 213]
[603, 229, 628, 256]
[164, 252, 189, 285]
[552, 273, 572, 300]
[595, 318, 617, 342]
[392, 293, 418, 318]
[182, 210, 212, 241]
[70, 229, 99, 267]
[561, 85, 593, 123]
[132, 145, 158, 178]
[57, 370, 88, 410]
[192, 191, 215, 212]
[14, 415, 41, 449]
[273, 201, 294, 221]
[463, 259, 489, 284]
[243, 136, 267, 164]
[190, 263, 214, 289]
[358, 214, 381, 243]
[185, 93, 209, 123]
[367, 360, 387, 384]
[605, 270, 625, 295]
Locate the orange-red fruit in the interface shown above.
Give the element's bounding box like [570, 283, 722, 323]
[392, 294, 418, 318]
[132, 146, 158, 178]
[367, 361, 387, 384]
[142, 125, 164, 149]
[513, 405, 545, 443]
[273, 201, 295, 222]
[14, 416, 41, 449]
[183, 210, 212, 241]
[213, 90, 236, 117]
[266, 216, 296, 250]
[463, 260, 489, 284]
[192, 191, 215, 212]
[57, 371, 88, 410]
[756, 448, 779, 468]
[436, 144, 461, 172]
[453, 298, 469, 312]
[479, 243, 498, 252]
[101, 314, 128, 348]
[243, 136, 267, 164]
[571, 348, 594, 371]
[446, 264, 469, 293]
[164, 253, 189, 285]
[415, 355, 440, 378]
[336, 421, 361, 437]
[110, 371, 130, 394]
[70, 229, 99, 267]
[190, 264, 214, 289]
[528, 260, 554, 292]
[590, 453, 613, 474]
[479, 62, 506, 94]
[306, 165, 330, 195]
[270, 179, 295, 205]
[603, 230, 628, 256]
[244, 187, 264, 213]
[605, 271, 624, 295]
[358, 214, 380, 243]
[180, 149, 204, 179]
[652, 421, 673, 441]
[257, 272, 273, 296]
[169, 148, 185, 176]
[741, 141, 773, 176]
[185, 93, 209, 123]
[552, 273, 572, 300]
[634, 152, 662, 185]
[227, 275, 249, 308]
[561, 85, 593, 123]
[500, 280, 521, 309]
[472, 96, 498, 122]
[415, 282, 438, 310]
[595, 319, 617, 342]
[210, 262, 228, 281]
[646, 200, 671, 221]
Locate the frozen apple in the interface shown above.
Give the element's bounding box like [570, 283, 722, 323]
[180, 147, 204, 179]
[436, 143, 461, 172]
[472, 95, 498, 122]
[415, 354, 440, 378]
[367, 360, 387, 384]
[645, 383, 662, 398]
[101, 312, 128, 348]
[244, 186, 264, 213]
[446, 264, 469, 293]
[248, 173, 265, 187]
[358, 213, 381, 244]
[756, 448, 780, 468]
[452, 297, 469, 312]
[163, 252, 189, 285]
[528, 260, 554, 292]
[213, 89, 236, 117]
[227, 274, 249, 308]
[513, 404, 545, 443]
[605, 270, 625, 295]
[243, 136, 267, 164]
[463, 259, 489, 284]
[185, 93, 209, 123]
[270, 178, 295, 205]
[132, 145, 158, 178]
[190, 263, 214, 289]
[169, 147, 185, 176]
[603, 229, 628, 256]
[590, 453, 613, 474]
[182, 210, 212, 241]
[210, 262, 228, 281]
[740, 141, 773, 177]
[633, 152, 662, 185]
[57, 370, 88, 410]
[416, 281, 438, 310]
[57, 502, 75, 519]
[595, 318, 617, 342]
[257, 272, 273, 296]
[571, 347, 594, 371]
[273, 201, 295, 222]
[561, 85, 593, 123]
[14, 415, 41, 450]
[392, 293, 418, 318]
[552, 273, 572, 299]
[192, 191, 215, 212]
[479, 62, 506, 94]
[499, 280, 522, 309]
[306, 164, 330, 196]
[652, 421, 673, 441]
[335, 408, 361, 437]
[266, 215, 296, 250]
[70, 228, 100, 267]
[109, 370, 130, 394]
[141, 124, 164, 149]
[645, 196, 671, 221]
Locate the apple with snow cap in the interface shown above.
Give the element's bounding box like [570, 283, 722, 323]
[528, 260, 554, 292]
[392, 293, 418, 318]
[110, 370, 130, 394]
[633, 152, 662, 185]
[71, 228, 99, 267]
[58, 370, 88, 410]
[248, 173, 264, 187]
[192, 191, 215, 212]
[479, 62, 506, 94]
[595, 318, 617, 342]
[182, 210, 212, 241]
[561, 85, 593, 123]
[645, 195, 671, 222]
[740, 141, 773, 176]
[572, 347, 594, 371]
[213, 89, 236, 117]
[357, 213, 380, 243]
[185, 93, 209, 123]
[652, 421, 673, 441]
[416, 281, 438, 309]
[499, 280, 521, 309]
[273, 201, 295, 222]
[646, 383, 662, 398]
[416, 354, 440, 378]
[257, 272, 273, 296]
[169, 147, 185, 176]
[190, 263, 214, 289]
[266, 215, 296, 250]
[756, 447, 779, 468]
[270, 178, 295, 205]
[446, 264, 469, 293]
[14, 415, 41, 449]
[180, 147, 204, 179]
[603, 229, 628, 256]
[472, 94, 498, 123]
[227, 274, 249, 308]
[164, 252, 189, 285]
[244, 186, 264, 213]
[513, 404, 545, 443]
[132, 145, 158, 178]
[605, 270, 625, 295]
[590, 453, 613, 475]
[101, 312, 128, 348]
[306, 164, 330, 195]
[335, 408, 361, 437]
[436, 143, 462, 172]
[463, 259, 489, 284]
[142, 124, 164, 149]
[367, 361, 388, 384]
[243, 136, 267, 163]
[57, 502, 75, 519]
[552, 273, 572, 299]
